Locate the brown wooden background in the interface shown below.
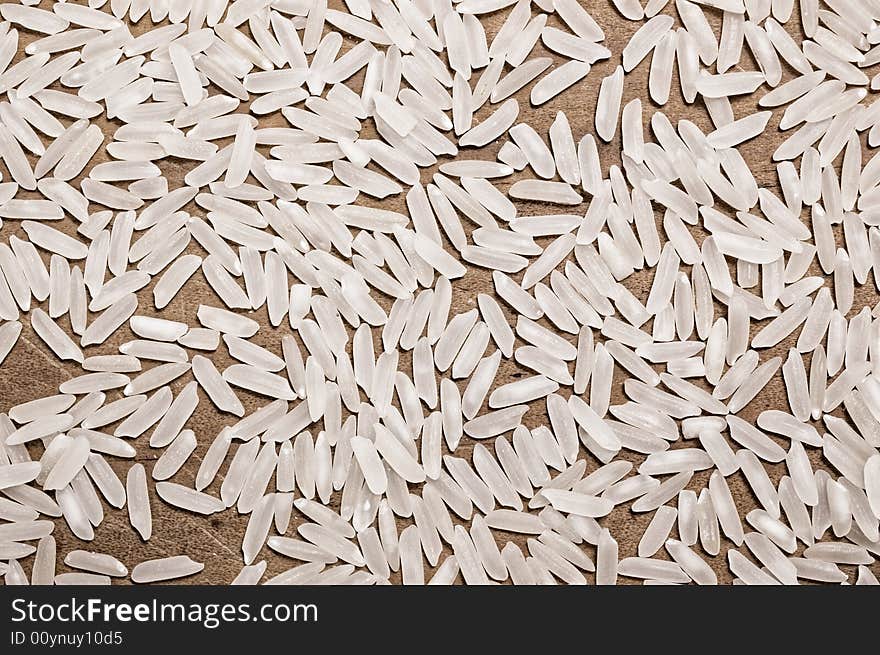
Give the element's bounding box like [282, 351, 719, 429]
[1, 0, 877, 584]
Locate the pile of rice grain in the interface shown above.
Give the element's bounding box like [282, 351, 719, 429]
[0, 0, 878, 586]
